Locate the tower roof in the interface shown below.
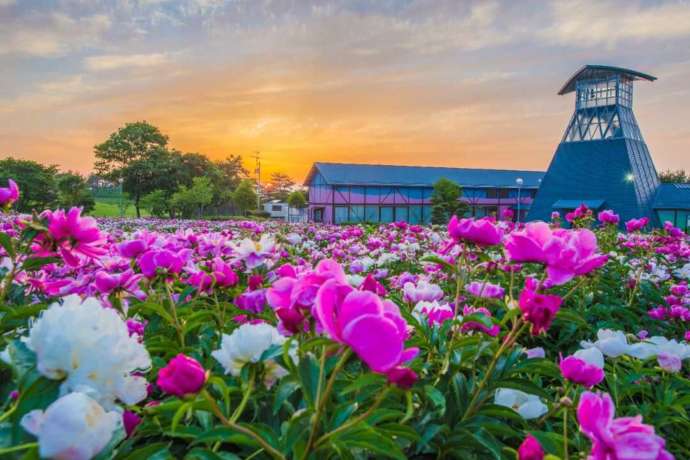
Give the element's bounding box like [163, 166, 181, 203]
[558, 65, 656, 95]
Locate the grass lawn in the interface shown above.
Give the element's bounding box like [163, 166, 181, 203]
[92, 197, 149, 218]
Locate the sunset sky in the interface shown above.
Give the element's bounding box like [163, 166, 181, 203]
[3, 0, 690, 183]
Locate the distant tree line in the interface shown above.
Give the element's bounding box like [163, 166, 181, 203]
[93, 121, 304, 218]
[0, 157, 94, 213]
[1, 121, 307, 218]
[659, 169, 690, 184]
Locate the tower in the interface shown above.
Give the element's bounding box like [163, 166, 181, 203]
[528, 65, 660, 223]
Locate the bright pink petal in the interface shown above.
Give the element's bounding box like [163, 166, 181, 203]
[342, 315, 403, 372]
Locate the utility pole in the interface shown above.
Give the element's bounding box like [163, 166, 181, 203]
[253, 151, 261, 211]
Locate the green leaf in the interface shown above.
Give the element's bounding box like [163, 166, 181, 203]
[117, 443, 172, 460]
[424, 384, 446, 416]
[297, 354, 321, 408]
[341, 373, 386, 395]
[184, 449, 240, 460]
[420, 255, 456, 273]
[0, 232, 15, 258]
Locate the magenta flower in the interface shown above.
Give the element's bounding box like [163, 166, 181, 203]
[518, 434, 544, 460]
[625, 217, 649, 233]
[465, 281, 505, 299]
[577, 391, 674, 460]
[138, 249, 189, 278]
[157, 354, 206, 397]
[123, 411, 142, 438]
[94, 269, 144, 298]
[235, 289, 267, 313]
[506, 223, 607, 286]
[597, 210, 620, 225]
[37, 208, 106, 267]
[118, 239, 148, 259]
[0, 179, 19, 208]
[210, 258, 239, 287]
[448, 215, 503, 246]
[461, 305, 500, 336]
[560, 348, 605, 388]
[518, 278, 562, 335]
[314, 279, 418, 374]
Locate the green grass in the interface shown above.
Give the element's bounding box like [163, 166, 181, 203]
[92, 197, 149, 218]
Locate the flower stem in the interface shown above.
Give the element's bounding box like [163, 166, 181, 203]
[202, 389, 285, 460]
[563, 407, 569, 460]
[0, 443, 38, 455]
[230, 369, 255, 423]
[313, 386, 391, 449]
[461, 320, 526, 421]
[302, 348, 351, 459]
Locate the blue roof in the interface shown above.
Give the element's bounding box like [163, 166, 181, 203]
[558, 65, 656, 95]
[306, 162, 544, 188]
[653, 183, 690, 209]
[553, 199, 605, 209]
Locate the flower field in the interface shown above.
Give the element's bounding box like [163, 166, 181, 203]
[1, 183, 690, 459]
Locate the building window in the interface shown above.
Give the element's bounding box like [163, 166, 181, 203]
[271, 205, 282, 212]
[335, 206, 349, 224]
[380, 207, 394, 223]
[313, 208, 324, 223]
[350, 206, 365, 222]
[365, 205, 379, 222]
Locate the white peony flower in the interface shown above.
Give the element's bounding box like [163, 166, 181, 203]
[24, 295, 151, 409]
[21, 392, 121, 460]
[212, 323, 292, 387]
[402, 280, 444, 303]
[581, 329, 630, 358]
[285, 233, 302, 245]
[231, 234, 276, 270]
[573, 347, 605, 369]
[376, 253, 399, 266]
[494, 389, 548, 419]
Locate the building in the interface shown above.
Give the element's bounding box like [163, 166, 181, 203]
[304, 162, 543, 224]
[305, 64, 690, 228]
[263, 199, 307, 222]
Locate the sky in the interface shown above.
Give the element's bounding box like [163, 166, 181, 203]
[2, 0, 690, 183]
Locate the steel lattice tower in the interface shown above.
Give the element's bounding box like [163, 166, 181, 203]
[528, 65, 660, 223]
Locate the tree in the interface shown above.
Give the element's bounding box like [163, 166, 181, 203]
[232, 179, 258, 216]
[56, 172, 95, 213]
[94, 122, 171, 217]
[659, 169, 690, 184]
[287, 190, 307, 209]
[430, 178, 468, 225]
[265, 172, 295, 201]
[215, 155, 248, 190]
[0, 157, 58, 212]
[170, 177, 214, 218]
[120, 147, 179, 217]
[141, 190, 170, 218]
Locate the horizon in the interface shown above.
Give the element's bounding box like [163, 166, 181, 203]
[3, 0, 690, 182]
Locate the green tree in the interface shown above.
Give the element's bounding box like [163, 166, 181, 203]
[232, 179, 258, 216]
[287, 190, 307, 209]
[430, 178, 468, 225]
[94, 122, 170, 217]
[56, 171, 95, 213]
[140, 189, 170, 217]
[266, 172, 295, 201]
[659, 169, 690, 184]
[215, 155, 248, 190]
[120, 147, 180, 217]
[170, 177, 214, 218]
[0, 157, 58, 212]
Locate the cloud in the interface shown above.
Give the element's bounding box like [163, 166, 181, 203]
[0, 12, 111, 57]
[84, 53, 170, 71]
[544, 0, 690, 47]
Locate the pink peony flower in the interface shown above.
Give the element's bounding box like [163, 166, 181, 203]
[138, 249, 189, 278]
[625, 217, 649, 233]
[36, 208, 106, 267]
[123, 410, 142, 438]
[465, 281, 505, 299]
[448, 215, 503, 246]
[505, 223, 607, 286]
[118, 239, 147, 259]
[94, 269, 144, 298]
[518, 278, 562, 335]
[560, 348, 605, 388]
[314, 278, 418, 374]
[518, 434, 544, 460]
[0, 179, 19, 207]
[157, 354, 206, 397]
[460, 305, 500, 336]
[235, 289, 267, 313]
[385, 367, 418, 389]
[597, 210, 620, 225]
[577, 391, 673, 460]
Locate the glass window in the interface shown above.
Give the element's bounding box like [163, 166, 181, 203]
[271, 205, 282, 211]
[657, 210, 675, 226]
[395, 206, 408, 222]
[365, 205, 379, 223]
[422, 205, 432, 224]
[409, 205, 422, 224]
[380, 207, 394, 223]
[335, 206, 349, 224]
[313, 208, 324, 223]
[350, 206, 365, 222]
[486, 189, 498, 199]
